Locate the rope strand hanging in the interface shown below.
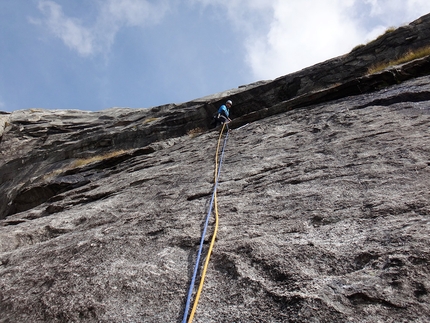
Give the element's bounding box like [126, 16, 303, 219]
[182, 123, 229, 323]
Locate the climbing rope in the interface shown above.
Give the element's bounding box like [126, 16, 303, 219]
[182, 123, 229, 323]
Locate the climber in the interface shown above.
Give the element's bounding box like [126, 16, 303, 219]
[211, 100, 233, 128]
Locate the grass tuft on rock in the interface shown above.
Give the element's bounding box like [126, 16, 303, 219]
[368, 45, 430, 75]
[71, 150, 128, 168]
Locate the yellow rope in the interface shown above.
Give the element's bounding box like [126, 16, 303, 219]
[187, 123, 226, 322]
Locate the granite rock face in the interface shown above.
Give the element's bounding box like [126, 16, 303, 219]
[1, 14, 430, 323]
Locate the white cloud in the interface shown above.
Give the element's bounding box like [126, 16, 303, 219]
[245, 0, 362, 78]
[197, 0, 430, 80]
[30, 0, 430, 78]
[31, 0, 170, 56]
[31, 1, 95, 56]
[365, 0, 430, 24]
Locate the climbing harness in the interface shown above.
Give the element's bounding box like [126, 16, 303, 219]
[182, 123, 230, 323]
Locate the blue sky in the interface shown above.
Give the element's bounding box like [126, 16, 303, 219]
[1, 0, 430, 112]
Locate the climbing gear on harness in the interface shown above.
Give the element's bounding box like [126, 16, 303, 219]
[182, 123, 229, 323]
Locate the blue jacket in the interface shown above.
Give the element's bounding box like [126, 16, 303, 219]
[218, 104, 229, 118]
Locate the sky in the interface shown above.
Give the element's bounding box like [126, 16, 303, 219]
[1, 1, 430, 112]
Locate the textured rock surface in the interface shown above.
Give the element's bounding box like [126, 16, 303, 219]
[1, 13, 430, 323]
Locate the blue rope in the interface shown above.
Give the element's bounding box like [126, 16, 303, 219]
[182, 129, 229, 323]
